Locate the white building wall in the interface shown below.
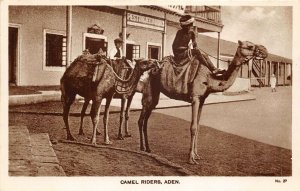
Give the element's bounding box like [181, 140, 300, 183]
[71, 7, 122, 61]
[127, 26, 163, 59]
[9, 6, 66, 86]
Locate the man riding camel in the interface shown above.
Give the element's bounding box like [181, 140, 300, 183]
[172, 14, 225, 76]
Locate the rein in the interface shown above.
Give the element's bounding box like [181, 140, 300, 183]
[196, 47, 231, 63]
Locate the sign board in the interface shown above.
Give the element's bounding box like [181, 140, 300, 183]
[127, 13, 165, 31]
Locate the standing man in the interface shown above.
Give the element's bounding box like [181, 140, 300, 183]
[270, 74, 277, 92]
[109, 38, 123, 60]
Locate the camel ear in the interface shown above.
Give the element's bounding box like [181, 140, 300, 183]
[238, 40, 242, 46]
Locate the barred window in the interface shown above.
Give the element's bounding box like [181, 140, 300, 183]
[45, 32, 66, 67]
[126, 44, 140, 61]
[132, 45, 140, 59]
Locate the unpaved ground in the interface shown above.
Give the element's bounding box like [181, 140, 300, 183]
[9, 101, 291, 176]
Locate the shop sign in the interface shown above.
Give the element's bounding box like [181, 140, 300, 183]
[127, 13, 165, 31]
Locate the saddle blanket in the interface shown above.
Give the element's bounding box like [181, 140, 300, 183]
[160, 56, 199, 95]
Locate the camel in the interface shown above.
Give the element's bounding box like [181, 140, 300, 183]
[78, 61, 147, 140]
[137, 40, 268, 164]
[60, 53, 158, 145]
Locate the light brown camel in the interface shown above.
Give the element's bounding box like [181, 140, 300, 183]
[137, 41, 268, 164]
[78, 61, 146, 140]
[60, 54, 158, 145]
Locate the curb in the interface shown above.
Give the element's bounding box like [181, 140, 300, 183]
[9, 92, 61, 106]
[9, 91, 256, 109]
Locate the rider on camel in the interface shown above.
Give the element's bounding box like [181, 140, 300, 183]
[172, 14, 225, 76]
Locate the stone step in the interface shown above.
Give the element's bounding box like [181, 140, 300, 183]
[30, 133, 65, 176]
[9, 126, 65, 176]
[9, 126, 38, 176]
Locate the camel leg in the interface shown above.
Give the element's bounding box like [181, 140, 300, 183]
[78, 99, 89, 135]
[90, 98, 102, 145]
[138, 106, 154, 152]
[189, 96, 200, 164]
[103, 96, 113, 145]
[138, 107, 147, 151]
[138, 77, 160, 152]
[124, 94, 134, 137]
[62, 93, 76, 141]
[143, 109, 153, 153]
[194, 98, 205, 160]
[117, 98, 126, 140]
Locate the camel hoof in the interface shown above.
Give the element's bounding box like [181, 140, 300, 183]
[104, 140, 113, 145]
[188, 158, 199, 165]
[67, 135, 76, 141]
[145, 149, 151, 153]
[78, 131, 85, 136]
[124, 134, 132, 138]
[117, 135, 124, 140]
[140, 147, 145, 151]
[194, 154, 202, 160]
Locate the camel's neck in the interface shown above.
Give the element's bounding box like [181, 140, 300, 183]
[209, 52, 244, 92]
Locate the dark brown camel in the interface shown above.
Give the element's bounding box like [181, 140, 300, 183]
[60, 54, 158, 145]
[137, 41, 268, 164]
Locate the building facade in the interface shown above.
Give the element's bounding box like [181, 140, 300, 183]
[9, 5, 223, 86]
[9, 5, 291, 87]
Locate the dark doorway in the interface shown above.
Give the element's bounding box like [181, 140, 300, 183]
[9, 27, 18, 85]
[85, 37, 107, 55]
[148, 45, 160, 60]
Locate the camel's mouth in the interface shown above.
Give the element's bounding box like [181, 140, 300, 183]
[254, 45, 268, 60]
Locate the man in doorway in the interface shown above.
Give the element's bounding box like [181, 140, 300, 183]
[172, 14, 225, 76]
[109, 38, 123, 60]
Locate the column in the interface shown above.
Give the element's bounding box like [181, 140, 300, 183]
[217, 32, 220, 68]
[162, 13, 167, 58]
[66, 6, 72, 67]
[259, 60, 262, 87]
[264, 60, 267, 85]
[122, 10, 127, 56]
[290, 63, 292, 86]
[268, 61, 271, 86]
[276, 62, 279, 86]
[284, 62, 286, 86]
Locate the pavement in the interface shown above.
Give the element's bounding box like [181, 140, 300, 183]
[156, 86, 292, 149]
[9, 89, 256, 108]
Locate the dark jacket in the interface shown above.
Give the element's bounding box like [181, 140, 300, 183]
[172, 29, 197, 55]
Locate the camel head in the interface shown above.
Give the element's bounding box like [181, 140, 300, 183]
[235, 41, 268, 65]
[134, 59, 160, 72]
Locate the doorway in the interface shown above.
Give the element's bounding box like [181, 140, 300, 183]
[85, 37, 107, 55]
[9, 26, 18, 85]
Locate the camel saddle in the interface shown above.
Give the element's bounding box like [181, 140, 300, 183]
[110, 59, 134, 95]
[160, 55, 199, 95]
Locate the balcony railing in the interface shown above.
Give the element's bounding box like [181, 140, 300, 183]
[184, 6, 222, 23]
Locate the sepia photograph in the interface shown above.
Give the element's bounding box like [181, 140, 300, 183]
[1, 1, 299, 191]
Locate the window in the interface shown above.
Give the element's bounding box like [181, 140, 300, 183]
[83, 33, 107, 55]
[147, 42, 161, 60]
[126, 44, 140, 61]
[43, 29, 66, 71]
